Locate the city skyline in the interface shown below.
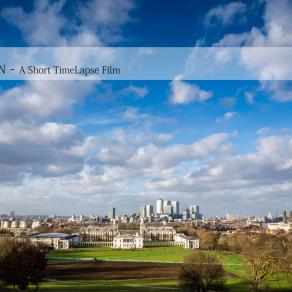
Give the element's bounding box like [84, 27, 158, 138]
[0, 0, 292, 216]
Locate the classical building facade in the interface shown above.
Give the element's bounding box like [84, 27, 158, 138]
[80, 224, 118, 241]
[29, 233, 80, 250]
[140, 222, 177, 241]
[113, 232, 143, 249]
[174, 233, 200, 249]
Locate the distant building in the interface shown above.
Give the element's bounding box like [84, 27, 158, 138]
[10, 221, 18, 228]
[113, 232, 143, 249]
[190, 205, 203, 220]
[80, 224, 118, 241]
[156, 199, 163, 215]
[19, 221, 28, 229]
[226, 212, 237, 221]
[283, 210, 287, 223]
[267, 222, 292, 233]
[163, 201, 173, 216]
[175, 233, 200, 249]
[140, 206, 146, 218]
[182, 208, 190, 221]
[108, 207, 116, 220]
[1, 220, 9, 228]
[31, 220, 41, 229]
[171, 201, 179, 216]
[141, 225, 176, 241]
[145, 205, 154, 218]
[29, 233, 80, 250]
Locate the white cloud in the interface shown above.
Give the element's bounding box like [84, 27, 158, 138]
[0, 81, 95, 121]
[260, 81, 292, 102]
[205, 2, 247, 27]
[245, 92, 255, 104]
[127, 133, 230, 170]
[0, 120, 85, 179]
[214, 0, 292, 47]
[144, 133, 292, 206]
[120, 84, 149, 98]
[216, 112, 237, 123]
[210, 0, 292, 101]
[1, 0, 136, 46]
[169, 76, 213, 105]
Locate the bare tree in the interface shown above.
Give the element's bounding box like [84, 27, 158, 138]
[241, 234, 287, 292]
[179, 251, 225, 291]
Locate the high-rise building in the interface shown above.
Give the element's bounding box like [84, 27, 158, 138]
[226, 212, 236, 221]
[290, 211, 292, 223]
[10, 211, 15, 218]
[190, 205, 199, 214]
[145, 205, 154, 218]
[182, 208, 190, 221]
[163, 201, 173, 216]
[108, 207, 116, 219]
[140, 206, 146, 218]
[171, 201, 179, 216]
[283, 210, 287, 223]
[156, 199, 163, 215]
[190, 205, 202, 220]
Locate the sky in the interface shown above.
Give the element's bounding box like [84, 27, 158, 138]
[0, 0, 292, 217]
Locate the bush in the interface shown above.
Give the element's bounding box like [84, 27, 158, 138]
[179, 251, 225, 291]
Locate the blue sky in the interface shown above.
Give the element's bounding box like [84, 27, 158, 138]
[0, 0, 292, 217]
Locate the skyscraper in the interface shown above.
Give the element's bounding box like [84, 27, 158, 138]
[171, 201, 179, 215]
[283, 210, 287, 223]
[108, 207, 116, 219]
[163, 201, 173, 216]
[190, 205, 202, 220]
[145, 204, 154, 218]
[182, 208, 190, 221]
[156, 199, 163, 215]
[140, 206, 146, 218]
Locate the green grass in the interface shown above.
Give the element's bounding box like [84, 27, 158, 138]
[44, 247, 292, 291]
[2, 279, 181, 291]
[48, 246, 190, 263]
[4, 276, 292, 292]
[48, 247, 245, 276]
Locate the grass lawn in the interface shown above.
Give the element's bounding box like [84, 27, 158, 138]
[48, 246, 245, 276]
[44, 247, 292, 291]
[2, 278, 181, 291]
[48, 246, 190, 263]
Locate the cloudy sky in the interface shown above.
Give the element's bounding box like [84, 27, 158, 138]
[0, 0, 292, 216]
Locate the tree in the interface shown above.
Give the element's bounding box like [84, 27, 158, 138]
[198, 229, 217, 250]
[179, 251, 225, 292]
[0, 242, 47, 291]
[0, 237, 17, 258]
[241, 234, 287, 292]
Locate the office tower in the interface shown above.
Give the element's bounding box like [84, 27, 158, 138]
[190, 204, 202, 220]
[140, 206, 146, 218]
[156, 199, 163, 215]
[171, 201, 179, 215]
[190, 205, 199, 214]
[10, 211, 15, 217]
[145, 204, 154, 218]
[163, 201, 173, 216]
[182, 208, 190, 221]
[290, 211, 292, 223]
[108, 207, 116, 219]
[283, 210, 287, 223]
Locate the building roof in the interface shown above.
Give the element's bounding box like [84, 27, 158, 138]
[34, 232, 74, 239]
